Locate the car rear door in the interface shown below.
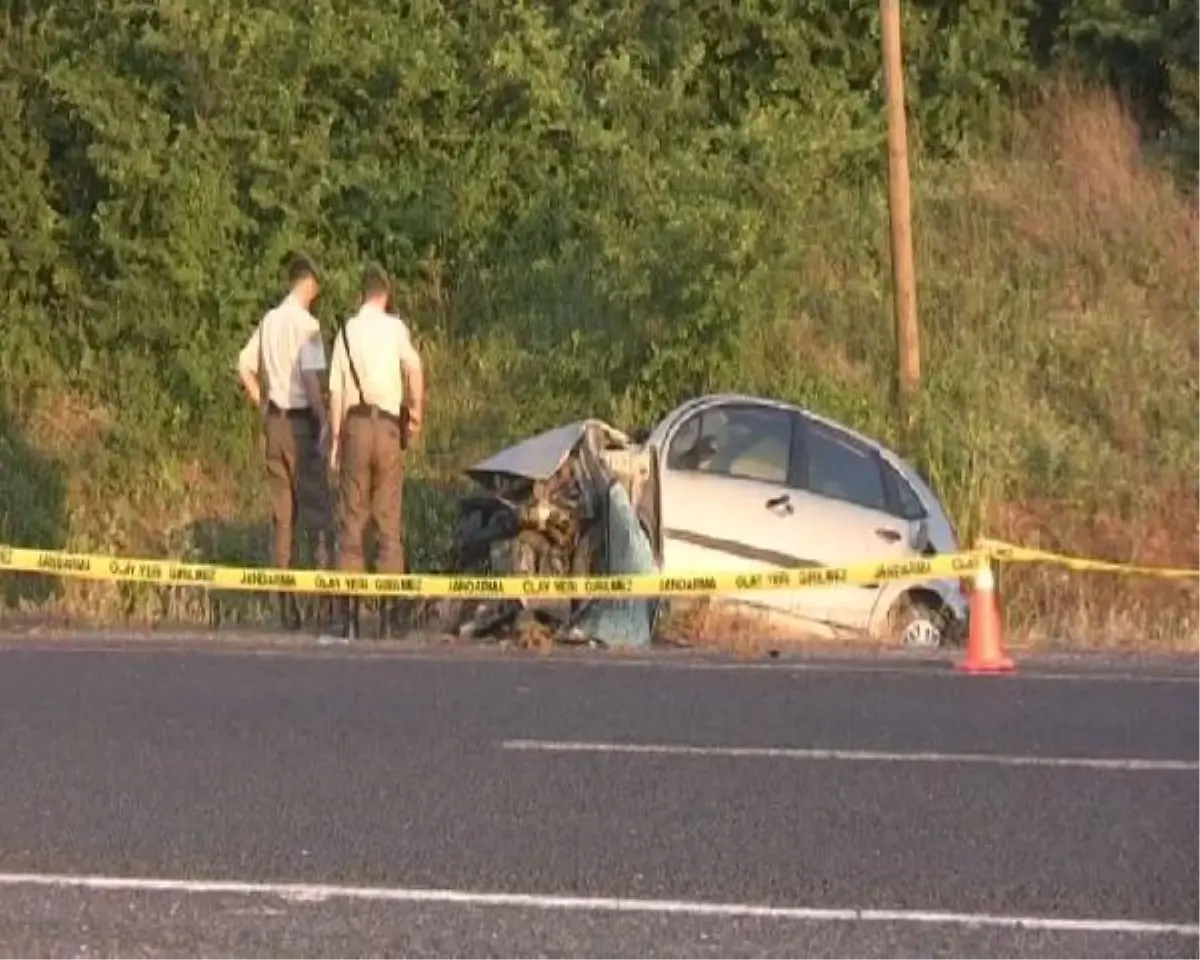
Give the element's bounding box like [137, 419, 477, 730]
[781, 415, 922, 631]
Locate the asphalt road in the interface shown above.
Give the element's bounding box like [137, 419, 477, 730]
[0, 639, 1196, 958]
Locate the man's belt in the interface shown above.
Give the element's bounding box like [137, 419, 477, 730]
[347, 403, 404, 429]
[266, 400, 315, 421]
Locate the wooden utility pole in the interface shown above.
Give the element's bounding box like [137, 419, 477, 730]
[880, 0, 921, 433]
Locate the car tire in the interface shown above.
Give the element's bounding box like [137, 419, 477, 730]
[887, 593, 958, 649]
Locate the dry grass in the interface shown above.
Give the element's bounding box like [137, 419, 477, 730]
[990, 487, 1199, 651]
[961, 85, 1199, 650]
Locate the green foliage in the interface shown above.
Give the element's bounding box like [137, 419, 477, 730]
[0, 0, 1195, 637]
[1032, 0, 1199, 168]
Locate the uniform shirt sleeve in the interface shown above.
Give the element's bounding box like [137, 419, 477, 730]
[237, 320, 263, 375]
[328, 326, 347, 401]
[298, 311, 327, 373]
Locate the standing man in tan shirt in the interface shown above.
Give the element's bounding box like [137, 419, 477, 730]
[236, 254, 334, 631]
[327, 263, 425, 640]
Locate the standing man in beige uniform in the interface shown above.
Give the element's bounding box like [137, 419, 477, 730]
[236, 255, 334, 630]
[328, 264, 425, 640]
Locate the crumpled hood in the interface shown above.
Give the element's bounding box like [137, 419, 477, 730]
[465, 419, 634, 484]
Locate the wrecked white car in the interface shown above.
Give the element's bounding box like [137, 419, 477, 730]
[442, 393, 969, 649]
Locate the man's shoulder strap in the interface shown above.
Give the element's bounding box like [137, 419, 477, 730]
[339, 319, 364, 399]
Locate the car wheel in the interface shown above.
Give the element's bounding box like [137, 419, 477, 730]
[887, 593, 955, 649]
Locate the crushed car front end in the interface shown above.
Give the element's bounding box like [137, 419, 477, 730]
[442, 420, 664, 648]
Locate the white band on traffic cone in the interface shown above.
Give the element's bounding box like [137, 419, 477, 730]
[974, 562, 995, 592]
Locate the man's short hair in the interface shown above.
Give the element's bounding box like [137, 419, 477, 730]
[361, 262, 392, 301]
[287, 254, 318, 287]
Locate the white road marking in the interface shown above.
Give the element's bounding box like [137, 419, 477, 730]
[500, 738, 1200, 772]
[0, 872, 1194, 938]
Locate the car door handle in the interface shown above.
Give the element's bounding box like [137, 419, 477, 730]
[875, 527, 903, 543]
[765, 494, 793, 514]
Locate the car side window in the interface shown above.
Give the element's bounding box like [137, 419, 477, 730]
[801, 420, 888, 512]
[666, 405, 793, 485]
[882, 462, 928, 520]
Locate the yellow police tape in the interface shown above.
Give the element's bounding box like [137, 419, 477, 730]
[0, 543, 988, 600]
[977, 539, 1200, 580]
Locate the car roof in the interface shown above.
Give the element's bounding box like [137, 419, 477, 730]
[654, 392, 886, 455]
[651, 391, 940, 489]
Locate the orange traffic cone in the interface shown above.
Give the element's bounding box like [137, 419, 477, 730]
[957, 556, 1015, 674]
